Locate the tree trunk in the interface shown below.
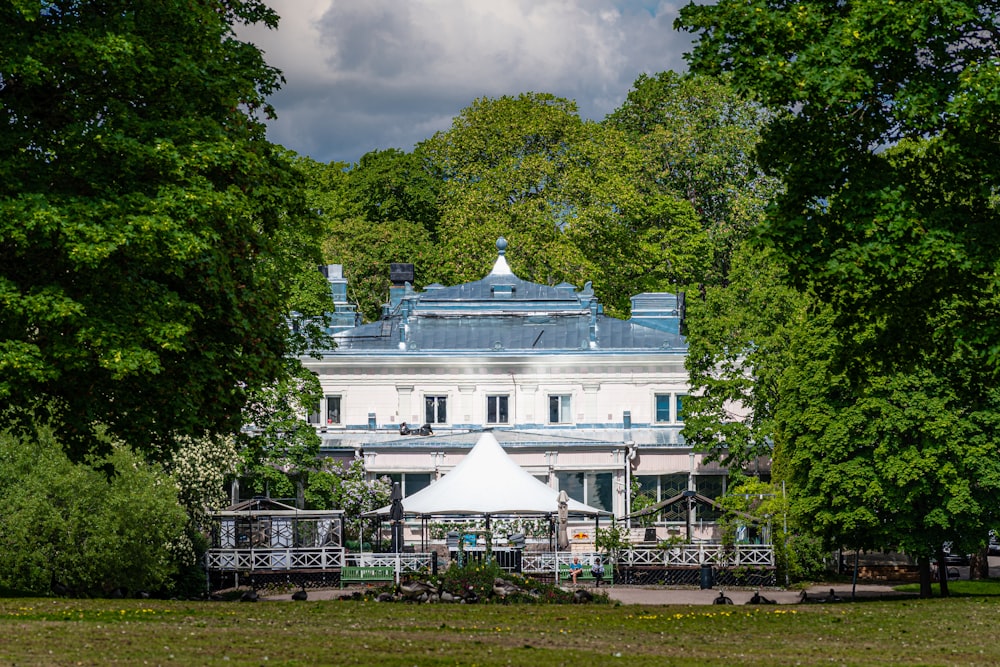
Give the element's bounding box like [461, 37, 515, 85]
[918, 555, 932, 598]
[969, 548, 989, 580]
[936, 545, 950, 598]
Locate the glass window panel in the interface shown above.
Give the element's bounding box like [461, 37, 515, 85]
[487, 395, 509, 424]
[675, 394, 686, 422]
[636, 475, 658, 497]
[655, 394, 671, 423]
[549, 395, 571, 423]
[587, 472, 613, 511]
[556, 471, 585, 504]
[307, 402, 320, 425]
[696, 475, 726, 521]
[425, 396, 447, 424]
[325, 396, 341, 425]
[659, 473, 688, 521]
[405, 473, 431, 496]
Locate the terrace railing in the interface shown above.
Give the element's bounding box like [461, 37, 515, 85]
[520, 544, 774, 575]
[521, 551, 605, 574]
[620, 544, 774, 568]
[205, 546, 346, 571]
[346, 552, 435, 572]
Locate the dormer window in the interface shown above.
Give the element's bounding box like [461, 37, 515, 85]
[491, 284, 515, 298]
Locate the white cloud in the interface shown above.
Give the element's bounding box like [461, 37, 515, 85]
[242, 0, 693, 164]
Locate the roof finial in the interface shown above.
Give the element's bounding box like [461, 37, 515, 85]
[489, 237, 513, 276]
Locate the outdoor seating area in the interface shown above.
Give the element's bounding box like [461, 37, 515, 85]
[203, 435, 775, 593]
[559, 563, 609, 584]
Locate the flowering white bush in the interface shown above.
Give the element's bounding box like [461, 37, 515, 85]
[304, 458, 392, 539]
[167, 435, 239, 532]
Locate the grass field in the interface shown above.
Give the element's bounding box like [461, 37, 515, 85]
[2, 590, 999, 666]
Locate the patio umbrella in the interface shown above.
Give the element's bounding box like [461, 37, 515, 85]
[557, 490, 569, 549]
[389, 482, 404, 552]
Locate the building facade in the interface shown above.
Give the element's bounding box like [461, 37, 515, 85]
[303, 238, 732, 542]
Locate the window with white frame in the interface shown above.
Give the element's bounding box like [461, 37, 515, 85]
[548, 394, 572, 423]
[486, 394, 509, 424]
[655, 393, 687, 423]
[307, 396, 342, 427]
[325, 396, 341, 425]
[654, 394, 671, 423]
[425, 395, 448, 424]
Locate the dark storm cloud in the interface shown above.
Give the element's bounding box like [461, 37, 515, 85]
[242, 1, 694, 165]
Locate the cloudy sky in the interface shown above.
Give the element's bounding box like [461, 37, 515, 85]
[240, 1, 697, 166]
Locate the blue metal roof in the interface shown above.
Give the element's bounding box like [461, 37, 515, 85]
[323, 238, 686, 354]
[331, 313, 684, 352]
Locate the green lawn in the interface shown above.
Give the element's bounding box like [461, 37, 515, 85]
[895, 578, 1000, 597]
[2, 594, 998, 666]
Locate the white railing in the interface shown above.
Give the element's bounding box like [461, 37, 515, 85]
[520, 545, 774, 574]
[620, 544, 774, 568]
[346, 552, 435, 572]
[205, 547, 346, 571]
[522, 551, 604, 575]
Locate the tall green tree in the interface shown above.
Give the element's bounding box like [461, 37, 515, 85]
[299, 151, 443, 322]
[683, 241, 808, 468]
[422, 92, 708, 316]
[0, 2, 327, 461]
[421, 93, 594, 288]
[774, 314, 1000, 596]
[605, 72, 781, 284]
[676, 0, 1000, 375]
[337, 147, 444, 319]
[678, 0, 1000, 594]
[345, 149, 441, 233]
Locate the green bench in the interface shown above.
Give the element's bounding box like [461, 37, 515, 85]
[559, 563, 612, 584]
[340, 565, 396, 588]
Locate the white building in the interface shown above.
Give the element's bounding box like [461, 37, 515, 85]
[303, 238, 731, 543]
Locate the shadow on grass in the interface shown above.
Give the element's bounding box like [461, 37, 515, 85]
[894, 578, 1000, 597]
[0, 586, 38, 598]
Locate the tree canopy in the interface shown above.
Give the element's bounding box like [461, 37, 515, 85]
[677, 0, 1000, 592]
[605, 71, 781, 284]
[420, 93, 597, 290]
[0, 1, 328, 461]
[677, 0, 1000, 375]
[303, 151, 444, 322]
[683, 241, 808, 468]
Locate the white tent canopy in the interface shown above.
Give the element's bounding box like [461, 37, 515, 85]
[364, 432, 610, 517]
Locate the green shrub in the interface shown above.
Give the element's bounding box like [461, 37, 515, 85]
[0, 416, 187, 597]
[776, 531, 828, 582]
